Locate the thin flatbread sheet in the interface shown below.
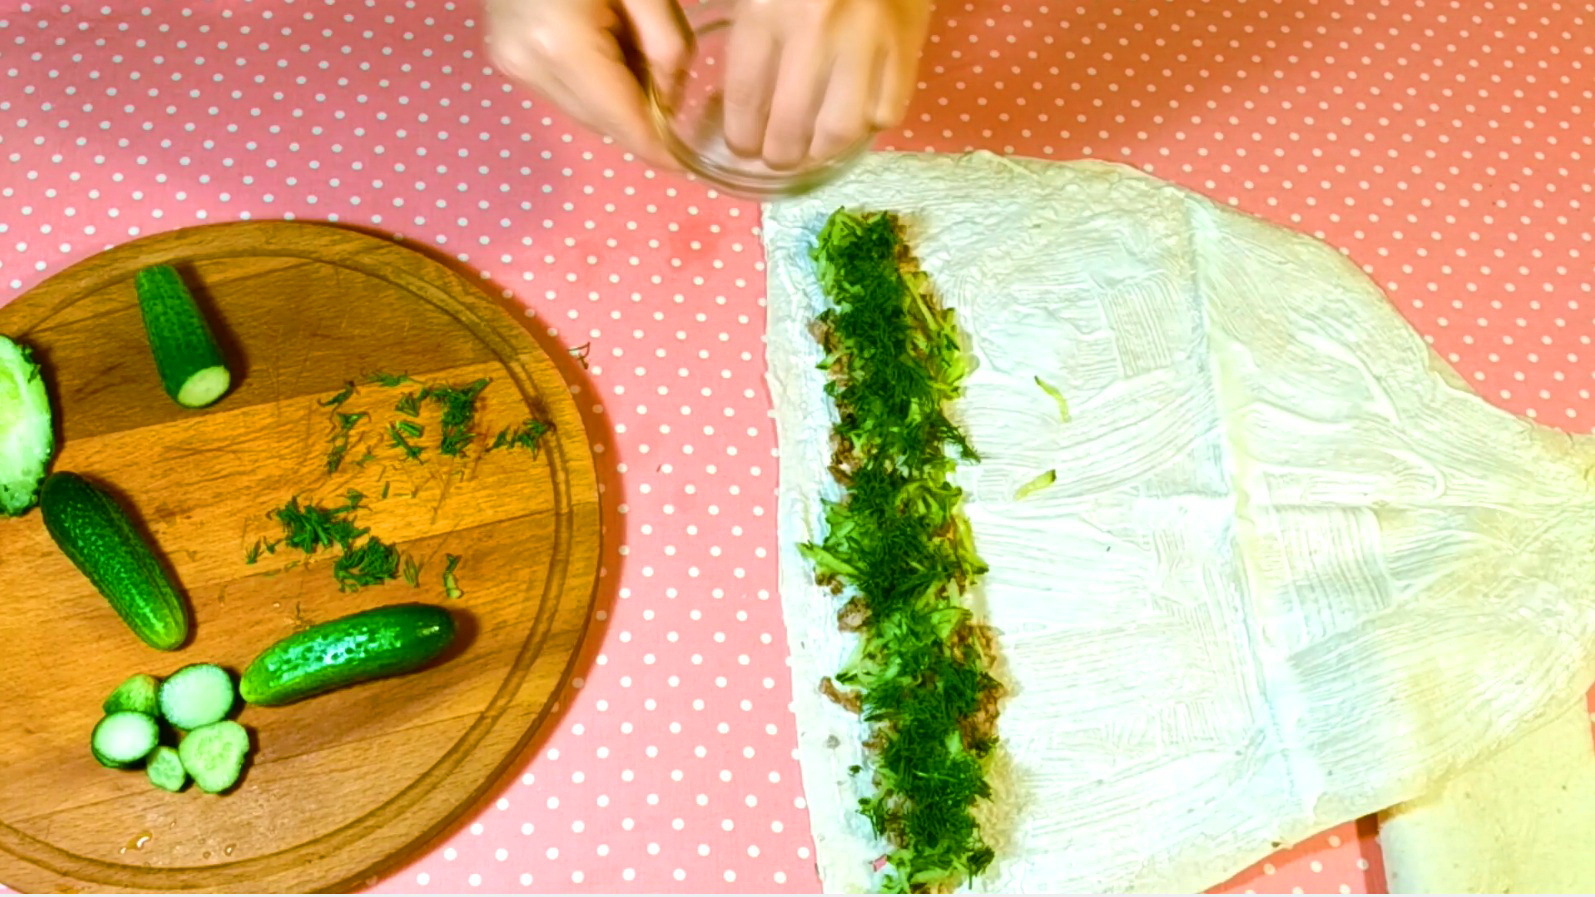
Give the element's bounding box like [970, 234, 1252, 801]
[763, 152, 1595, 892]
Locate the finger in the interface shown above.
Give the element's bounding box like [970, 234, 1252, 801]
[620, 0, 693, 105]
[808, 39, 879, 162]
[760, 22, 833, 169]
[720, 12, 780, 158]
[870, 35, 918, 129]
[544, 37, 679, 169]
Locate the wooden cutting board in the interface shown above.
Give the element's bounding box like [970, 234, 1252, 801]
[0, 222, 601, 893]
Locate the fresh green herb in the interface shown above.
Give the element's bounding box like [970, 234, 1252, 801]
[569, 343, 591, 369]
[421, 378, 490, 456]
[320, 380, 357, 407]
[269, 493, 368, 555]
[402, 556, 422, 588]
[396, 419, 424, 439]
[325, 411, 369, 475]
[388, 421, 424, 461]
[244, 537, 279, 565]
[332, 534, 401, 592]
[367, 371, 412, 387]
[381, 481, 391, 500]
[802, 209, 1003, 893]
[1014, 469, 1056, 500]
[395, 392, 422, 417]
[442, 554, 463, 600]
[1034, 376, 1071, 422]
[489, 418, 552, 457]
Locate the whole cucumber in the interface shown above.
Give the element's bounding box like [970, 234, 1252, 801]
[240, 603, 457, 706]
[40, 472, 191, 650]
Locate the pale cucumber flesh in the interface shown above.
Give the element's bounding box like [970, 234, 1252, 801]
[0, 335, 54, 516]
[158, 664, 236, 730]
[91, 712, 159, 768]
[178, 720, 250, 793]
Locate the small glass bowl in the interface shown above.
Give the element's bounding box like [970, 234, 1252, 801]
[645, 0, 872, 199]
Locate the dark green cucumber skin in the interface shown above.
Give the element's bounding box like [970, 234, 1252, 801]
[241, 603, 456, 706]
[39, 472, 191, 651]
[133, 265, 227, 405]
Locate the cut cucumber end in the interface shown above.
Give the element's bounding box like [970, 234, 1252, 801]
[146, 745, 188, 792]
[175, 365, 231, 408]
[178, 720, 250, 794]
[103, 673, 161, 716]
[91, 711, 159, 768]
[0, 335, 55, 517]
[159, 664, 236, 730]
[134, 265, 234, 409]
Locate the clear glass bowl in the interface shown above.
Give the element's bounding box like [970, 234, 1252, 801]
[646, 0, 872, 199]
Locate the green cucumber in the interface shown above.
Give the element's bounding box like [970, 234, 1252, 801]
[0, 335, 55, 516]
[158, 664, 236, 730]
[145, 745, 188, 792]
[133, 265, 232, 408]
[103, 673, 161, 716]
[91, 711, 159, 768]
[177, 720, 250, 793]
[40, 472, 191, 651]
[240, 603, 457, 706]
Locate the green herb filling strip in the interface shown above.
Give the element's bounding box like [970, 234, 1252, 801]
[801, 209, 1006, 894]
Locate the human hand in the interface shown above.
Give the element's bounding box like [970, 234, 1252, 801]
[485, 0, 690, 168]
[721, 0, 931, 170]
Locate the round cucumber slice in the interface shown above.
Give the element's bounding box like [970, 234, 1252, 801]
[91, 711, 159, 769]
[158, 664, 236, 730]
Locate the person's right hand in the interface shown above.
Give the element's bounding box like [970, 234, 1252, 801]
[722, 0, 930, 170]
[485, 0, 690, 168]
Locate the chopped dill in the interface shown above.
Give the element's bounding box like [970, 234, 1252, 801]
[388, 421, 424, 461]
[489, 418, 552, 457]
[402, 556, 422, 588]
[569, 343, 591, 369]
[333, 535, 401, 591]
[269, 493, 368, 555]
[244, 537, 279, 565]
[263, 491, 424, 593]
[395, 419, 424, 439]
[367, 371, 412, 387]
[395, 391, 422, 417]
[442, 554, 463, 600]
[421, 378, 490, 456]
[326, 410, 369, 475]
[381, 481, 391, 500]
[320, 380, 357, 407]
[801, 209, 1004, 893]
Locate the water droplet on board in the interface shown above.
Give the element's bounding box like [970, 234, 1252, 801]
[223, 844, 236, 856]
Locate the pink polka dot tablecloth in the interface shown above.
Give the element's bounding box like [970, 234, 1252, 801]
[1, 0, 1591, 892]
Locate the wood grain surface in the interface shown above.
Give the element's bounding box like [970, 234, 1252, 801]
[0, 222, 602, 893]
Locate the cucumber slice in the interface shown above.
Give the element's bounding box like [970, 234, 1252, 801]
[103, 673, 161, 716]
[145, 745, 188, 792]
[0, 335, 55, 516]
[39, 472, 192, 651]
[158, 664, 235, 730]
[133, 265, 232, 408]
[240, 603, 456, 706]
[91, 711, 159, 769]
[177, 720, 250, 793]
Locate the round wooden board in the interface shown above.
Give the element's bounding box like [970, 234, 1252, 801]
[0, 222, 602, 893]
